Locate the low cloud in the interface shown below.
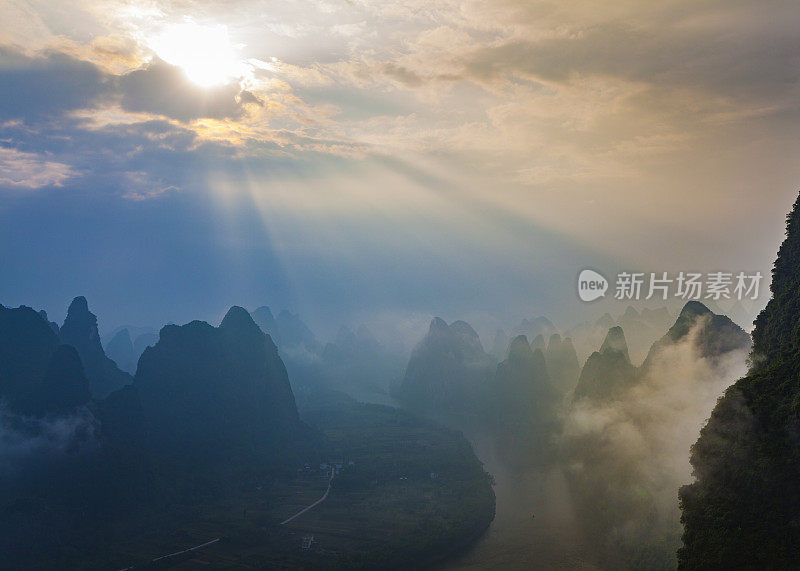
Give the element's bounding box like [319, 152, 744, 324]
[0, 404, 99, 477]
[560, 317, 750, 567]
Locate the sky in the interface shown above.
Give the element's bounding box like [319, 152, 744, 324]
[1, 0, 799, 340]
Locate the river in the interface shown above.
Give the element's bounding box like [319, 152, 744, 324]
[358, 394, 599, 568]
[437, 429, 598, 570]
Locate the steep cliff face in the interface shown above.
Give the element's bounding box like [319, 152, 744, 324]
[0, 304, 95, 417]
[59, 297, 132, 399]
[36, 344, 92, 416]
[0, 304, 60, 412]
[679, 193, 800, 568]
[134, 306, 301, 461]
[751, 193, 800, 362]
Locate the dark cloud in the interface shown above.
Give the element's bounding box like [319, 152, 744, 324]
[459, 11, 800, 104]
[381, 63, 425, 87]
[0, 46, 253, 125]
[0, 47, 110, 122]
[238, 90, 264, 107]
[0, 44, 271, 197]
[117, 58, 248, 121]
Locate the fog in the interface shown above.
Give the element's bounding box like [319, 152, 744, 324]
[220, 299, 752, 568]
[559, 316, 749, 567]
[3, 0, 799, 566]
[76, 298, 754, 569]
[0, 292, 756, 568]
[414, 313, 751, 569]
[0, 405, 99, 477]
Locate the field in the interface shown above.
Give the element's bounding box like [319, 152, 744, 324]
[26, 399, 495, 570]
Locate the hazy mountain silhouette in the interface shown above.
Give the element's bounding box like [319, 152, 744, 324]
[132, 332, 158, 363]
[397, 319, 567, 442]
[105, 328, 136, 374]
[276, 309, 320, 352]
[597, 312, 615, 330]
[565, 312, 618, 364]
[0, 304, 94, 416]
[104, 325, 158, 369]
[725, 299, 756, 331]
[58, 297, 131, 399]
[516, 316, 557, 343]
[251, 306, 325, 391]
[616, 306, 657, 364]
[641, 301, 750, 373]
[0, 304, 61, 413]
[493, 335, 558, 433]
[252, 305, 409, 404]
[545, 333, 580, 393]
[574, 303, 747, 404]
[531, 333, 546, 352]
[679, 192, 800, 568]
[491, 328, 509, 359]
[573, 326, 636, 401]
[396, 317, 495, 413]
[640, 306, 673, 332]
[567, 306, 673, 367]
[251, 305, 281, 345]
[135, 306, 302, 460]
[319, 325, 404, 399]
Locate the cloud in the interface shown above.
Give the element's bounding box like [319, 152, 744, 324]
[0, 147, 75, 189]
[120, 170, 179, 200]
[0, 44, 281, 141]
[0, 404, 99, 477]
[0, 0, 797, 329]
[0, 46, 111, 122]
[117, 58, 250, 122]
[559, 316, 750, 566]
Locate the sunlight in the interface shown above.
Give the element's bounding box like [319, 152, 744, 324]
[147, 20, 245, 87]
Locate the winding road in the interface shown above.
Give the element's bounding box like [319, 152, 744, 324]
[280, 466, 335, 525]
[117, 468, 335, 569]
[115, 538, 220, 570]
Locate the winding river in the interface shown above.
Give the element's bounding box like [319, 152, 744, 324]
[437, 429, 597, 570]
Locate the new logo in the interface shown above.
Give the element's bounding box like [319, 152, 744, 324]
[578, 269, 608, 302]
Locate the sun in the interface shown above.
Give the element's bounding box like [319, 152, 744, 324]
[147, 20, 245, 87]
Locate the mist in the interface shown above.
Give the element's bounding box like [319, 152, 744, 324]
[396, 308, 751, 569]
[0, 404, 99, 477]
[3, 0, 798, 567]
[560, 316, 750, 567]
